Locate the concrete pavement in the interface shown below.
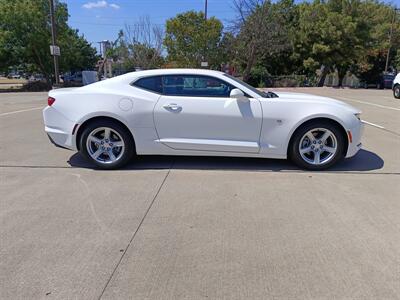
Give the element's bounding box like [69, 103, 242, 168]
[1, 88, 399, 299]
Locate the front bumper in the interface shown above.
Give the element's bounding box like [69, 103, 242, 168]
[345, 121, 364, 158]
[43, 106, 77, 150]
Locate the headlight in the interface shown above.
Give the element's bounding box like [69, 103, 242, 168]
[354, 113, 361, 121]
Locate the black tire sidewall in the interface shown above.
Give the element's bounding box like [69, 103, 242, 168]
[80, 120, 135, 169]
[394, 85, 400, 99]
[289, 121, 345, 170]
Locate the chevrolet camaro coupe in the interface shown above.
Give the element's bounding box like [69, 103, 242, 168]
[43, 69, 363, 170]
[393, 73, 400, 99]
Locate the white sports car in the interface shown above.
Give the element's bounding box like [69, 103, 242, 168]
[43, 69, 363, 170]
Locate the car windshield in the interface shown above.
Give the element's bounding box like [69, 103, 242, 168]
[223, 73, 278, 98]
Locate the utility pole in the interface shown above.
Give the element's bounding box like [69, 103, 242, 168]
[385, 7, 399, 73]
[49, 0, 60, 85]
[202, 0, 209, 68]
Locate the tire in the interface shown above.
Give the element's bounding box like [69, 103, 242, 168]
[394, 85, 400, 99]
[288, 121, 345, 170]
[79, 119, 135, 169]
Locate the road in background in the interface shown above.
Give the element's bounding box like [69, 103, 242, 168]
[1, 88, 399, 299]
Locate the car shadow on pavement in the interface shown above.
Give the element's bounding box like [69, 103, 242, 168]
[68, 149, 384, 172]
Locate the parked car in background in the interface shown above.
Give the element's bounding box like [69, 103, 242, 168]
[28, 74, 45, 82]
[7, 73, 21, 79]
[381, 73, 395, 89]
[360, 73, 395, 89]
[63, 72, 83, 83]
[43, 69, 363, 171]
[393, 73, 400, 99]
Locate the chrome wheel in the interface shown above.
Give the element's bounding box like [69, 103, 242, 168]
[299, 128, 338, 165]
[86, 127, 125, 164]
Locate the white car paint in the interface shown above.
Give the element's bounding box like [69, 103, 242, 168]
[393, 73, 400, 98]
[43, 69, 363, 161]
[393, 73, 400, 86]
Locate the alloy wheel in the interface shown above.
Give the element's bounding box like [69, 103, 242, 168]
[299, 128, 338, 165]
[86, 127, 125, 164]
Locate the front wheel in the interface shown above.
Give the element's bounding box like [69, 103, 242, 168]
[80, 120, 135, 169]
[394, 85, 400, 99]
[289, 121, 345, 170]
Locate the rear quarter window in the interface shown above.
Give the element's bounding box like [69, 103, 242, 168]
[132, 76, 162, 93]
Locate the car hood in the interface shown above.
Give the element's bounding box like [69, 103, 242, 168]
[272, 92, 360, 114]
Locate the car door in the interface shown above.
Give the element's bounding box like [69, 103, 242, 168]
[153, 74, 262, 153]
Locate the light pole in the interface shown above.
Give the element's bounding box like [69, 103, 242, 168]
[385, 7, 399, 73]
[49, 0, 60, 85]
[204, 0, 208, 20]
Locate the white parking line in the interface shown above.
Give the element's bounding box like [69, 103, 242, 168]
[362, 120, 385, 129]
[338, 97, 400, 111]
[382, 96, 397, 100]
[0, 106, 43, 116]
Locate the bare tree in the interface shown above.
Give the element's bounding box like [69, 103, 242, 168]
[123, 16, 164, 70]
[231, 0, 289, 81]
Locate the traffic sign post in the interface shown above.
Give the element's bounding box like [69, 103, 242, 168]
[50, 45, 60, 56]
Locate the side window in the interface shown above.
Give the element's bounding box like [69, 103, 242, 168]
[162, 75, 234, 97]
[132, 76, 162, 93]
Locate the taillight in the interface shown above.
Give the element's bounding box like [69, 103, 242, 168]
[48, 97, 55, 106]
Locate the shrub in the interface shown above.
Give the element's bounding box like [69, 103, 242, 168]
[62, 81, 83, 88]
[22, 81, 52, 91]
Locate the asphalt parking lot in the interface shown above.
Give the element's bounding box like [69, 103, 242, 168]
[1, 88, 399, 299]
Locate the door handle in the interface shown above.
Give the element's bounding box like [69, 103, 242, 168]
[163, 103, 182, 111]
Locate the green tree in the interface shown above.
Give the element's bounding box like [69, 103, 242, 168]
[0, 0, 97, 83]
[294, 0, 365, 86]
[292, 0, 399, 86]
[231, 0, 290, 82]
[353, 2, 400, 83]
[122, 17, 165, 70]
[164, 11, 223, 68]
[227, 0, 399, 86]
[395, 49, 400, 71]
[106, 19, 165, 72]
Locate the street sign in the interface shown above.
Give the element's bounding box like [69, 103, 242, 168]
[201, 61, 208, 67]
[50, 45, 60, 56]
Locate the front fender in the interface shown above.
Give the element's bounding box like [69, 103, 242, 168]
[259, 100, 357, 157]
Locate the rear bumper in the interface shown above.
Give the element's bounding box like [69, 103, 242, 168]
[47, 133, 71, 150]
[345, 121, 364, 158]
[43, 106, 77, 150]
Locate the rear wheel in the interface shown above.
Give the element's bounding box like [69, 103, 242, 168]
[80, 120, 135, 169]
[394, 85, 400, 99]
[289, 121, 345, 170]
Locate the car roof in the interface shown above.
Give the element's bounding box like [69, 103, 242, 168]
[81, 69, 228, 90]
[131, 68, 224, 77]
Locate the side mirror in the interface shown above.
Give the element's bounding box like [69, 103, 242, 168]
[230, 88, 246, 100]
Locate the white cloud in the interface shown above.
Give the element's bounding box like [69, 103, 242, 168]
[82, 1, 108, 9]
[109, 3, 120, 9]
[82, 1, 121, 10]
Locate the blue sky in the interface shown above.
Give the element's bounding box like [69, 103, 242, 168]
[63, 0, 238, 52]
[63, 0, 400, 53]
